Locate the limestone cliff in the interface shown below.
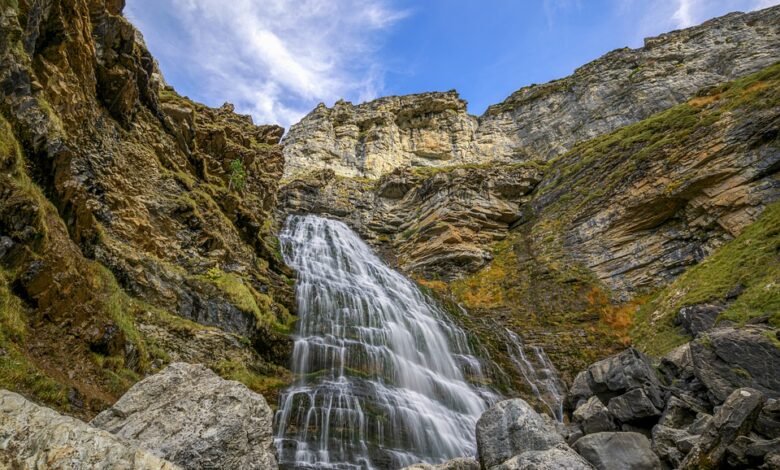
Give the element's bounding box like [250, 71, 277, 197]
[0, 0, 294, 417]
[283, 6, 780, 180]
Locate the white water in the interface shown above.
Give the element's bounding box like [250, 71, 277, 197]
[274, 215, 493, 469]
[505, 329, 565, 422]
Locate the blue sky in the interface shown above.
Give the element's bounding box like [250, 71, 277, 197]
[126, 0, 779, 129]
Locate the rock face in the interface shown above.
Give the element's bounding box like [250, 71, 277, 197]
[283, 7, 780, 180]
[280, 163, 542, 278]
[91, 363, 277, 470]
[0, 390, 179, 469]
[0, 0, 294, 414]
[573, 432, 661, 470]
[283, 92, 480, 179]
[476, 399, 590, 469]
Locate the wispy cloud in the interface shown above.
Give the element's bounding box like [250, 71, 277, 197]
[126, 0, 407, 129]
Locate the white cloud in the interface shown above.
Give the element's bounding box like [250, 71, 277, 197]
[126, 0, 407, 129]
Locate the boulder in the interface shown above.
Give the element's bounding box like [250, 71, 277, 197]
[581, 348, 663, 409]
[573, 432, 662, 470]
[690, 326, 780, 403]
[607, 388, 662, 424]
[675, 303, 723, 336]
[755, 398, 780, 439]
[401, 458, 480, 470]
[0, 390, 179, 469]
[573, 396, 616, 435]
[680, 387, 765, 469]
[658, 395, 707, 430]
[491, 444, 594, 470]
[569, 371, 593, 409]
[725, 435, 780, 468]
[91, 363, 276, 470]
[651, 425, 697, 467]
[476, 399, 565, 469]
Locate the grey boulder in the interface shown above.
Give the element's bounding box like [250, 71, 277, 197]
[675, 303, 723, 336]
[680, 387, 765, 469]
[690, 326, 780, 403]
[91, 362, 276, 470]
[491, 444, 594, 470]
[401, 458, 480, 470]
[476, 399, 565, 469]
[573, 432, 662, 470]
[607, 388, 662, 423]
[573, 396, 616, 435]
[0, 390, 179, 469]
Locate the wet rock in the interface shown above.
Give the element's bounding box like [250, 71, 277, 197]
[690, 326, 780, 403]
[675, 303, 724, 336]
[0, 390, 179, 469]
[492, 444, 594, 470]
[680, 387, 765, 469]
[573, 432, 662, 470]
[401, 458, 480, 470]
[573, 396, 616, 435]
[91, 363, 276, 470]
[476, 399, 565, 469]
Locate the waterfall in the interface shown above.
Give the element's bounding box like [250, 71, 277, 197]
[504, 329, 565, 422]
[274, 215, 493, 470]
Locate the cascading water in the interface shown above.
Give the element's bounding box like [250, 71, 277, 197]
[274, 215, 494, 470]
[504, 329, 565, 422]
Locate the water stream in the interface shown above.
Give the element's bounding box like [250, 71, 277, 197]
[274, 215, 494, 469]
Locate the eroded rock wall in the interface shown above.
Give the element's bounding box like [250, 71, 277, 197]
[0, 0, 293, 417]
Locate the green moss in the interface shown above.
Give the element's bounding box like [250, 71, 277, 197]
[212, 359, 290, 398]
[0, 270, 68, 406]
[633, 201, 780, 355]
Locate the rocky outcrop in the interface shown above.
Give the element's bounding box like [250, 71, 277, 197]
[283, 92, 481, 179]
[91, 363, 277, 470]
[479, 6, 780, 163]
[0, 0, 294, 414]
[563, 328, 780, 469]
[283, 6, 780, 181]
[280, 163, 542, 278]
[0, 390, 179, 469]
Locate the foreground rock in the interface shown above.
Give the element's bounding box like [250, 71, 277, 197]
[573, 432, 661, 470]
[91, 363, 277, 470]
[401, 458, 480, 470]
[476, 399, 591, 469]
[0, 390, 179, 469]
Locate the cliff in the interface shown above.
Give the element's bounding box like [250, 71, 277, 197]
[283, 6, 780, 180]
[0, 0, 295, 417]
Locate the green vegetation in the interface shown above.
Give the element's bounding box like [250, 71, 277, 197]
[0, 270, 69, 406]
[228, 158, 247, 191]
[632, 201, 780, 355]
[408, 161, 547, 179]
[196, 267, 294, 332]
[213, 359, 290, 403]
